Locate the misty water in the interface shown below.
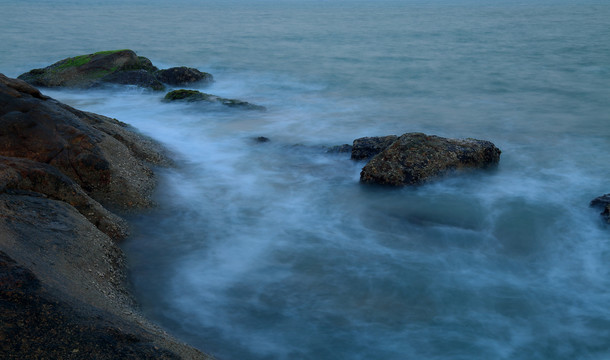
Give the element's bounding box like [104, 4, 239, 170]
[2, 0, 610, 359]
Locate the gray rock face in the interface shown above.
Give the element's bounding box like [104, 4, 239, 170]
[590, 194, 610, 223]
[0, 195, 209, 359]
[155, 66, 213, 86]
[360, 132, 501, 186]
[351, 135, 398, 160]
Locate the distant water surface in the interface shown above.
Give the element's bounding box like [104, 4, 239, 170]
[2, 1, 610, 359]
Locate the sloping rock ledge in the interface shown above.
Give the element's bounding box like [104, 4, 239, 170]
[0, 74, 212, 359]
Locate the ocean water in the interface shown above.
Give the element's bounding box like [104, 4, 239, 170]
[2, 0, 610, 359]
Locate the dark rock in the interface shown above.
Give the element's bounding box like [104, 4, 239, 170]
[327, 144, 353, 153]
[351, 135, 398, 160]
[0, 156, 128, 240]
[155, 67, 213, 86]
[254, 136, 270, 143]
[0, 75, 210, 358]
[360, 132, 501, 186]
[1, 73, 168, 209]
[164, 89, 266, 111]
[17, 50, 161, 90]
[590, 194, 610, 208]
[590, 194, 610, 223]
[100, 69, 165, 91]
[0, 195, 209, 359]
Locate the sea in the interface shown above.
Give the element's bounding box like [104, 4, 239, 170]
[1, 0, 609, 359]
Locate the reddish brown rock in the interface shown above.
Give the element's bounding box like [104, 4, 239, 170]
[0, 73, 168, 209]
[0, 156, 128, 240]
[360, 132, 501, 186]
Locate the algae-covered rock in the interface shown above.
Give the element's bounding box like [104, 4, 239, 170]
[164, 89, 266, 110]
[156, 67, 213, 86]
[18, 50, 161, 89]
[360, 132, 501, 186]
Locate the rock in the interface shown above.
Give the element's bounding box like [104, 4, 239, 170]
[254, 136, 271, 143]
[99, 69, 165, 91]
[0, 75, 211, 358]
[17, 50, 160, 89]
[590, 194, 610, 223]
[1, 73, 168, 209]
[327, 144, 353, 153]
[351, 135, 398, 160]
[155, 66, 213, 86]
[164, 89, 266, 111]
[360, 132, 501, 186]
[0, 195, 210, 359]
[0, 156, 128, 240]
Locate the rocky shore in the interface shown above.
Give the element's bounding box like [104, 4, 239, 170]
[0, 74, 212, 358]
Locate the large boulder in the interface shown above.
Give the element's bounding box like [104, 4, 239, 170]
[17, 50, 162, 90]
[0, 156, 128, 240]
[99, 69, 165, 90]
[0, 196, 210, 359]
[0, 74, 211, 358]
[0, 73, 168, 209]
[155, 66, 213, 86]
[351, 135, 398, 160]
[590, 194, 610, 223]
[164, 89, 266, 111]
[360, 132, 501, 186]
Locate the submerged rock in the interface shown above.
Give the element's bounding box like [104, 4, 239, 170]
[156, 66, 213, 86]
[254, 136, 271, 143]
[164, 89, 266, 110]
[360, 132, 501, 186]
[590, 194, 610, 223]
[17, 49, 162, 89]
[327, 144, 353, 154]
[351, 135, 398, 160]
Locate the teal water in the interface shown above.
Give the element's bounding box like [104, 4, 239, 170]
[2, 1, 610, 359]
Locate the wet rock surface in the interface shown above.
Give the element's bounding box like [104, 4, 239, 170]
[17, 50, 160, 89]
[590, 194, 610, 223]
[164, 89, 266, 110]
[359, 132, 501, 186]
[17, 50, 214, 92]
[351, 135, 398, 160]
[0, 74, 211, 359]
[1, 73, 167, 209]
[155, 66, 213, 86]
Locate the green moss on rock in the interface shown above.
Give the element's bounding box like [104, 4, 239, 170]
[163, 89, 266, 110]
[164, 89, 210, 101]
